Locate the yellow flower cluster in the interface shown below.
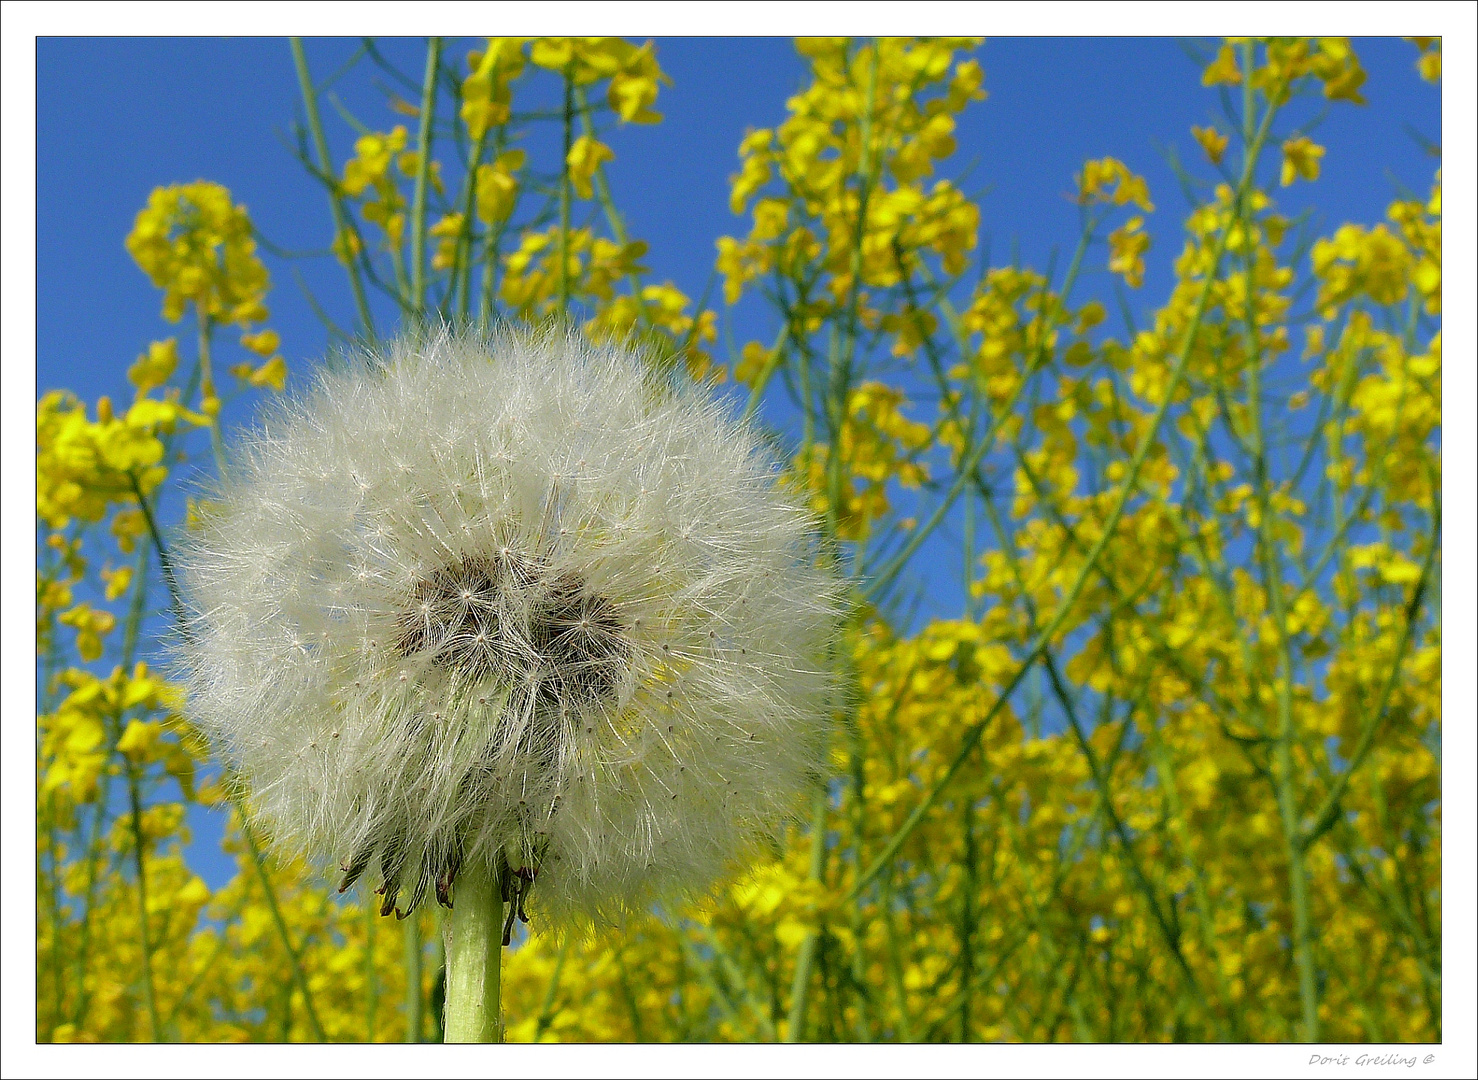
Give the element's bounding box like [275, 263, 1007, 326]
[1313, 177, 1441, 318]
[341, 126, 442, 248]
[529, 37, 668, 124]
[789, 382, 933, 541]
[719, 37, 984, 354]
[1202, 38, 1367, 104]
[1407, 37, 1441, 83]
[462, 38, 527, 139]
[39, 664, 198, 803]
[125, 182, 271, 326]
[36, 391, 203, 530]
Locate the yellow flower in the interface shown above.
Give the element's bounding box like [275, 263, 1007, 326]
[567, 135, 615, 200]
[101, 564, 133, 601]
[607, 41, 667, 124]
[1192, 125, 1229, 166]
[58, 603, 115, 661]
[228, 357, 287, 392]
[462, 38, 527, 139]
[239, 329, 280, 357]
[428, 212, 465, 271]
[1108, 216, 1150, 288]
[127, 339, 179, 397]
[1202, 43, 1242, 86]
[1408, 37, 1441, 82]
[475, 150, 526, 224]
[1078, 158, 1154, 212]
[1280, 136, 1325, 186]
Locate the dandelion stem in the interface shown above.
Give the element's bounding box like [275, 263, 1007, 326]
[444, 859, 504, 1043]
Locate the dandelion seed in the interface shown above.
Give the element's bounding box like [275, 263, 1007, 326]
[177, 326, 838, 928]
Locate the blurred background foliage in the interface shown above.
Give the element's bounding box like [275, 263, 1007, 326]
[36, 36, 1441, 1042]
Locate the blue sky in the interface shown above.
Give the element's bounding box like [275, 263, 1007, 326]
[34, 37, 1441, 887]
[37, 37, 1439, 408]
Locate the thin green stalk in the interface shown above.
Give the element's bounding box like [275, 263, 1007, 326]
[613, 946, 647, 1040]
[958, 798, 978, 1042]
[573, 85, 655, 332]
[532, 936, 572, 1041]
[366, 897, 379, 1040]
[861, 364, 1038, 605]
[881, 871, 915, 1042]
[479, 216, 510, 326]
[558, 69, 574, 316]
[239, 815, 328, 1041]
[1234, 75, 1316, 1033]
[1041, 653, 1230, 1039]
[290, 38, 375, 336]
[444, 860, 503, 1042]
[741, 322, 792, 423]
[405, 917, 424, 1042]
[847, 716, 875, 1042]
[703, 927, 779, 1040]
[410, 37, 442, 317]
[68, 536, 149, 1028]
[163, 892, 246, 1034]
[40, 794, 63, 1038]
[783, 786, 829, 1042]
[863, 214, 1095, 606]
[1141, 717, 1246, 1037]
[787, 45, 880, 1022]
[455, 125, 492, 321]
[123, 760, 162, 1040]
[196, 313, 228, 476]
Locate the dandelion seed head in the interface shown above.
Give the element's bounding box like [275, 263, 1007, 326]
[177, 326, 838, 925]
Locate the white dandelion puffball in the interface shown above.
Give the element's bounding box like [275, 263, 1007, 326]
[179, 328, 837, 926]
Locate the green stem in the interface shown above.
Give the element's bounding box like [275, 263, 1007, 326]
[125, 761, 162, 1041]
[444, 859, 504, 1043]
[532, 936, 571, 1041]
[1300, 496, 1440, 850]
[240, 815, 328, 1041]
[558, 70, 574, 317]
[1234, 70, 1316, 1037]
[366, 898, 379, 1041]
[455, 126, 492, 322]
[783, 786, 830, 1042]
[290, 38, 375, 336]
[196, 313, 228, 476]
[405, 917, 424, 1042]
[410, 37, 442, 317]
